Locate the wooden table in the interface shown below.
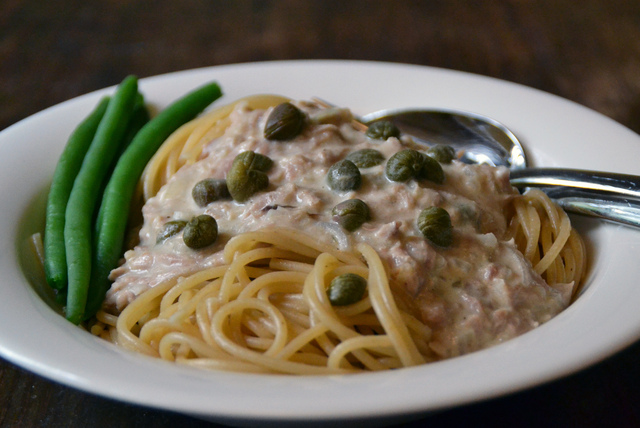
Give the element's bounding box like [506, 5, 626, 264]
[2, 1, 640, 426]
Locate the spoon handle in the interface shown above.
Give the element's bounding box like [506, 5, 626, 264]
[540, 187, 640, 228]
[509, 168, 640, 199]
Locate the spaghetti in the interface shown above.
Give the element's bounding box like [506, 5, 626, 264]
[507, 188, 587, 296]
[92, 95, 587, 373]
[141, 94, 290, 200]
[94, 229, 431, 374]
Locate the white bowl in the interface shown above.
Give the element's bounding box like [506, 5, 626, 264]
[3, 60, 640, 426]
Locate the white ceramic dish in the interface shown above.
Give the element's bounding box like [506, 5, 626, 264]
[2, 60, 640, 426]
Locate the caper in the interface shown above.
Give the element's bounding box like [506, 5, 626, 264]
[345, 149, 385, 168]
[328, 273, 367, 306]
[385, 149, 445, 184]
[385, 149, 424, 182]
[183, 215, 218, 249]
[418, 152, 445, 184]
[264, 102, 306, 140]
[226, 151, 273, 202]
[327, 159, 361, 192]
[426, 144, 456, 164]
[332, 199, 370, 231]
[365, 120, 401, 140]
[156, 220, 187, 243]
[192, 178, 230, 207]
[417, 207, 453, 248]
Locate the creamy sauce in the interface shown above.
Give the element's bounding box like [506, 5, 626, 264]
[105, 101, 571, 359]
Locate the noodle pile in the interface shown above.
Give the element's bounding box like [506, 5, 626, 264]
[91, 95, 587, 373]
[507, 189, 586, 298]
[94, 229, 431, 374]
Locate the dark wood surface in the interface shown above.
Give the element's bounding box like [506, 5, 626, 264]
[3, 1, 640, 426]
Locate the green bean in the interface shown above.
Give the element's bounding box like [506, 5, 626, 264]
[43, 96, 110, 291]
[94, 97, 150, 231]
[84, 81, 223, 320]
[64, 76, 139, 324]
[117, 93, 150, 155]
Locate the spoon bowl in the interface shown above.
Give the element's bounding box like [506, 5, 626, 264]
[361, 108, 527, 169]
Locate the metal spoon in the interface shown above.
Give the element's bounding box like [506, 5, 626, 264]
[358, 107, 640, 228]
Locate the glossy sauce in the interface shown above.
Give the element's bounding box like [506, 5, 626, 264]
[105, 101, 571, 359]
